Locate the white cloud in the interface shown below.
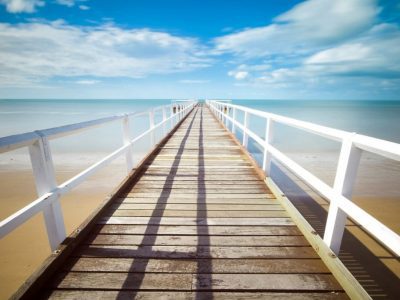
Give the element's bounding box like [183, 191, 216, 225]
[179, 79, 209, 84]
[55, 0, 75, 7]
[237, 64, 271, 71]
[226, 23, 400, 95]
[218, 0, 400, 96]
[0, 0, 44, 13]
[0, 0, 88, 13]
[76, 79, 99, 85]
[215, 0, 379, 57]
[304, 24, 400, 77]
[228, 70, 249, 80]
[0, 21, 210, 87]
[55, 0, 88, 8]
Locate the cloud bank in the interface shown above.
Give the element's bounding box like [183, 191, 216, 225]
[0, 0, 44, 13]
[214, 0, 400, 95]
[0, 21, 209, 87]
[0, 0, 399, 98]
[215, 0, 379, 58]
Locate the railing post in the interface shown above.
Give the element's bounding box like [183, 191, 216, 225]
[149, 110, 155, 146]
[323, 133, 361, 254]
[180, 105, 184, 120]
[29, 132, 66, 251]
[122, 115, 134, 173]
[262, 118, 274, 175]
[170, 105, 174, 127]
[242, 111, 249, 147]
[224, 106, 229, 127]
[162, 107, 167, 136]
[232, 108, 236, 134]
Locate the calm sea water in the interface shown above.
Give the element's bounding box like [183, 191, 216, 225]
[0, 99, 399, 196]
[1, 99, 399, 152]
[232, 100, 400, 151]
[0, 99, 170, 153]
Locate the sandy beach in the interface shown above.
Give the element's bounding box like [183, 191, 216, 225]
[0, 150, 399, 298]
[0, 154, 129, 299]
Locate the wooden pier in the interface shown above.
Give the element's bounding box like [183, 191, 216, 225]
[15, 105, 352, 299]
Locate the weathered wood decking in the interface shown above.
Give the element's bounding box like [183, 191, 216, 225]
[20, 105, 349, 299]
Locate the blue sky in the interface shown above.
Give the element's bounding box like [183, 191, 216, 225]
[0, 0, 399, 99]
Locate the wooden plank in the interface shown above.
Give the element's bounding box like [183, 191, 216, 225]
[76, 245, 319, 259]
[135, 180, 267, 185]
[156, 155, 245, 159]
[45, 291, 349, 300]
[162, 145, 239, 149]
[110, 204, 284, 211]
[158, 150, 243, 155]
[86, 234, 309, 246]
[147, 161, 252, 166]
[93, 224, 302, 236]
[154, 155, 246, 159]
[133, 181, 266, 186]
[151, 160, 249, 164]
[144, 165, 254, 169]
[115, 197, 277, 205]
[194, 274, 342, 291]
[99, 217, 295, 226]
[134, 178, 263, 183]
[138, 175, 263, 181]
[142, 171, 258, 175]
[127, 188, 269, 194]
[107, 210, 288, 218]
[142, 169, 257, 173]
[129, 184, 267, 190]
[141, 172, 260, 177]
[124, 193, 275, 199]
[51, 272, 192, 290]
[64, 257, 329, 273]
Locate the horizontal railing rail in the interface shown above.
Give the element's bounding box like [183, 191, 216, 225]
[0, 100, 197, 251]
[207, 100, 400, 257]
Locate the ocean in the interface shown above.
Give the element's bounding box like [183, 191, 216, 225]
[0, 100, 400, 146]
[1, 99, 400, 197]
[1, 99, 400, 146]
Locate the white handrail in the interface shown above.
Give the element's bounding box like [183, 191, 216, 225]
[0, 114, 135, 154]
[0, 100, 197, 250]
[206, 100, 400, 257]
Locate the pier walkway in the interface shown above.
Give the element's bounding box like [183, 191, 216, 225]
[16, 105, 349, 299]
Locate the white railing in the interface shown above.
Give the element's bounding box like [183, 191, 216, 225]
[207, 100, 400, 256]
[0, 100, 196, 251]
